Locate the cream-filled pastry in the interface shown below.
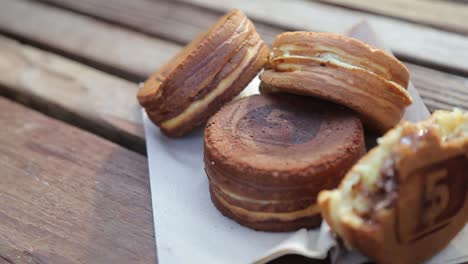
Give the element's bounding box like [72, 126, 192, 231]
[260, 32, 412, 133]
[138, 9, 269, 137]
[319, 109, 468, 264]
[204, 94, 365, 231]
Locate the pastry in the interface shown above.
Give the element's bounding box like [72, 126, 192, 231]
[138, 9, 269, 137]
[204, 94, 365, 231]
[319, 109, 468, 264]
[260, 32, 413, 133]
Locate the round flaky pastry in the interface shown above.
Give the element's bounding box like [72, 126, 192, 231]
[204, 94, 365, 231]
[138, 9, 269, 137]
[319, 109, 468, 264]
[260, 31, 413, 133]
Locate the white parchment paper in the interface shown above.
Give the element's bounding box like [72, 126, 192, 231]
[142, 84, 467, 264]
[142, 22, 467, 264]
[143, 78, 302, 264]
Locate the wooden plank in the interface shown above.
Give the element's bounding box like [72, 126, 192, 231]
[35, 0, 282, 46]
[5, 0, 461, 110]
[0, 35, 145, 153]
[343, 21, 467, 113]
[0, 0, 180, 81]
[0, 1, 465, 156]
[0, 97, 155, 263]
[406, 63, 468, 112]
[179, 0, 468, 75]
[15, 0, 465, 98]
[316, 0, 468, 35]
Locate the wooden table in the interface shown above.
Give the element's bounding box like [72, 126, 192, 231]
[0, 0, 467, 263]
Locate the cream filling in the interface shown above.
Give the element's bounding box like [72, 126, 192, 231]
[326, 125, 404, 229]
[214, 180, 316, 205]
[326, 109, 468, 230]
[272, 53, 409, 98]
[315, 44, 390, 76]
[272, 44, 410, 100]
[433, 108, 468, 141]
[162, 41, 262, 130]
[275, 53, 361, 71]
[219, 186, 291, 205]
[213, 189, 321, 221]
[278, 44, 390, 79]
[225, 17, 249, 45]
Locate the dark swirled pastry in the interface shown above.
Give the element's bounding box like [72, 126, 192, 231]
[204, 94, 365, 231]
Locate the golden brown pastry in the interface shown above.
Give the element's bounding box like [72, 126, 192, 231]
[319, 109, 468, 264]
[260, 32, 413, 133]
[204, 94, 365, 231]
[138, 9, 269, 137]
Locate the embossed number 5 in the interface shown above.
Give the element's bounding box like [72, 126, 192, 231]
[422, 169, 449, 226]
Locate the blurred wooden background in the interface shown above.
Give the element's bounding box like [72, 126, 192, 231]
[0, 0, 467, 263]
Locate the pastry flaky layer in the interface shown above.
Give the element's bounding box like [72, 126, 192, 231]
[260, 31, 413, 133]
[318, 109, 468, 264]
[137, 9, 269, 137]
[204, 94, 365, 231]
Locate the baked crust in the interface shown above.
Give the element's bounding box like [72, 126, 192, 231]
[260, 31, 412, 133]
[204, 94, 365, 231]
[270, 32, 409, 87]
[138, 9, 269, 137]
[319, 109, 468, 264]
[210, 187, 322, 232]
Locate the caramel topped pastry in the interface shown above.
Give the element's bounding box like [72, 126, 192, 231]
[138, 9, 269, 137]
[319, 109, 468, 264]
[260, 32, 413, 133]
[204, 94, 365, 231]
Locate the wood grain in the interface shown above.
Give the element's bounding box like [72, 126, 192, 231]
[36, 0, 281, 45]
[0, 0, 465, 149]
[180, 0, 468, 75]
[0, 97, 155, 263]
[0, 0, 180, 81]
[407, 63, 468, 112]
[343, 21, 467, 113]
[316, 0, 468, 35]
[0, 36, 145, 153]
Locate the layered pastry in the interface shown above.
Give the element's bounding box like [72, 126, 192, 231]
[260, 32, 413, 133]
[319, 109, 468, 264]
[204, 94, 365, 231]
[138, 9, 269, 137]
